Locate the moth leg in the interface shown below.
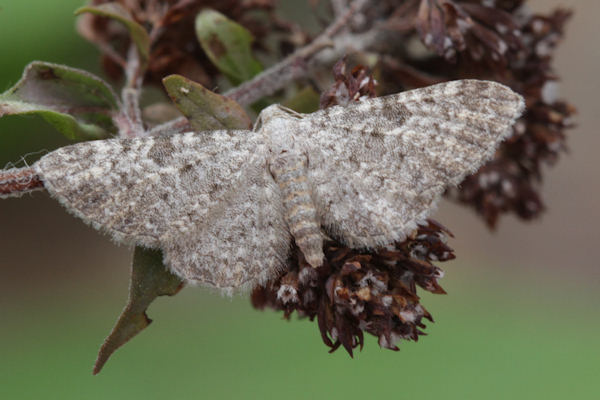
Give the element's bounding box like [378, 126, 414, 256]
[269, 152, 324, 268]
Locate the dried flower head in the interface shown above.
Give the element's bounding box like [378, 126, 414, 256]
[319, 57, 377, 108]
[252, 220, 453, 355]
[451, 7, 575, 227]
[415, 0, 523, 66]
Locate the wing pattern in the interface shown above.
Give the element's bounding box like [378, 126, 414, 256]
[35, 130, 291, 289]
[33, 80, 524, 289]
[299, 80, 525, 248]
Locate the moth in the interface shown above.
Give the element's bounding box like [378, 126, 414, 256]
[28, 80, 524, 291]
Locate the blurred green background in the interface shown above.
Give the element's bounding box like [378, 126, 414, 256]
[0, 1, 598, 399]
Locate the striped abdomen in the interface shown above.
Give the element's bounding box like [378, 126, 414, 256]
[269, 153, 324, 268]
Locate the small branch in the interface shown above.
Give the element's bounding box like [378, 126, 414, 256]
[147, 116, 190, 136]
[117, 45, 146, 138]
[0, 168, 44, 198]
[124, 44, 144, 90]
[311, 28, 380, 68]
[330, 0, 350, 19]
[225, 0, 368, 106]
[122, 87, 144, 136]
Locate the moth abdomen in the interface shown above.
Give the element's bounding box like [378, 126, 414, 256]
[269, 153, 324, 268]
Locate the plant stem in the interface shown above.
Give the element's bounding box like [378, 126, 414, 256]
[0, 168, 44, 198]
[225, 0, 368, 106]
[119, 45, 146, 138]
[148, 116, 190, 137]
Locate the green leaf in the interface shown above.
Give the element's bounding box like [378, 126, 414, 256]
[93, 247, 184, 375]
[195, 9, 262, 85]
[163, 74, 252, 130]
[0, 61, 119, 140]
[75, 3, 150, 65]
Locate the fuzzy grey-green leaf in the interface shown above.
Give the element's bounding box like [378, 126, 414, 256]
[0, 62, 119, 139]
[163, 74, 252, 130]
[195, 9, 262, 85]
[93, 247, 184, 375]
